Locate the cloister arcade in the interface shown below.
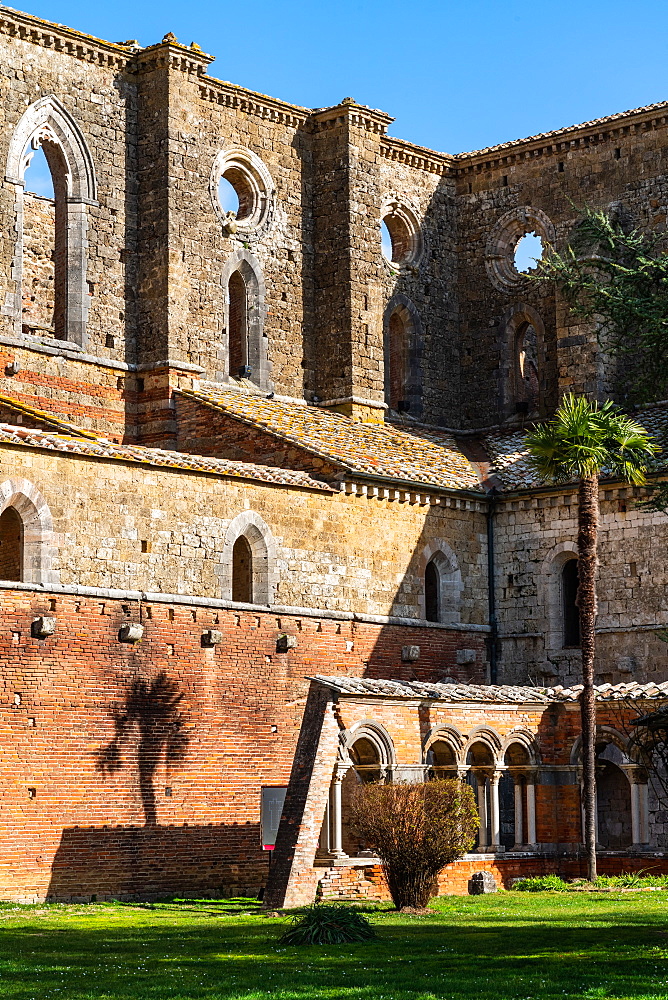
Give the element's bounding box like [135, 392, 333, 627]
[316, 720, 651, 861]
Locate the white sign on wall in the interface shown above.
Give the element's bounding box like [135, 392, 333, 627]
[261, 786, 287, 850]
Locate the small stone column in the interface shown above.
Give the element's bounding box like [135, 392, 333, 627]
[526, 773, 537, 848]
[512, 777, 524, 851]
[489, 771, 501, 849]
[330, 769, 347, 858]
[626, 768, 650, 848]
[489, 770, 504, 852]
[476, 776, 488, 851]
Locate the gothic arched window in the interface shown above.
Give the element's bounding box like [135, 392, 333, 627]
[0, 507, 23, 581]
[425, 559, 440, 622]
[232, 534, 253, 603]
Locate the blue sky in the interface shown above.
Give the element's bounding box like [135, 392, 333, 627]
[20, 0, 668, 154]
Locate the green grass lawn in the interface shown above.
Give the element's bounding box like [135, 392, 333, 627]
[1, 892, 668, 1000]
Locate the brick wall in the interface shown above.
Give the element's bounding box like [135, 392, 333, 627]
[0, 585, 483, 902]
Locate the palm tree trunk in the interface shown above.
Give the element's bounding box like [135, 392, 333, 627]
[578, 473, 599, 882]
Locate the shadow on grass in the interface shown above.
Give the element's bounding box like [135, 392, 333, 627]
[1, 895, 667, 1000]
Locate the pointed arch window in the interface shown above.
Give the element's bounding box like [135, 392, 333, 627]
[222, 251, 269, 389]
[425, 559, 440, 622]
[6, 97, 97, 347]
[515, 322, 539, 413]
[420, 545, 462, 625]
[228, 269, 248, 376]
[0, 507, 23, 581]
[232, 535, 253, 603]
[383, 295, 422, 419]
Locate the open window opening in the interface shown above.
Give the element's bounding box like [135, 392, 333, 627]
[427, 738, 458, 780]
[0, 507, 23, 581]
[513, 231, 544, 274]
[221, 252, 269, 389]
[501, 742, 533, 850]
[515, 322, 539, 413]
[349, 736, 382, 784]
[21, 138, 67, 339]
[596, 740, 632, 849]
[562, 558, 580, 648]
[219, 168, 253, 222]
[380, 203, 422, 266]
[7, 98, 96, 347]
[232, 534, 253, 603]
[228, 269, 248, 377]
[466, 741, 495, 850]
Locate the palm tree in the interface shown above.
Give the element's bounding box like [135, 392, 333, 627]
[525, 394, 659, 881]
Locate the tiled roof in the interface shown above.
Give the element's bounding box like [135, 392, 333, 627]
[454, 101, 668, 161]
[483, 403, 668, 491]
[0, 392, 99, 439]
[483, 429, 536, 490]
[310, 675, 668, 703]
[0, 424, 331, 491]
[181, 387, 481, 492]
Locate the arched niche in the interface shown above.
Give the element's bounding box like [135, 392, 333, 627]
[6, 96, 97, 347]
[219, 510, 276, 606]
[0, 478, 58, 586]
[416, 540, 462, 624]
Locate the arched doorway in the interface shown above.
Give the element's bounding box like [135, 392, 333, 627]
[596, 741, 632, 849]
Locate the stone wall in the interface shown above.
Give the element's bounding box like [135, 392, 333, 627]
[494, 484, 668, 687]
[0, 11, 666, 435]
[0, 441, 489, 624]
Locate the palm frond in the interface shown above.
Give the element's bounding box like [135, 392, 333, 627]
[525, 394, 659, 486]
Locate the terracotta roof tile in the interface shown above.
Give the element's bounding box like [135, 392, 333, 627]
[182, 387, 481, 491]
[483, 403, 668, 491]
[310, 675, 668, 703]
[0, 424, 331, 491]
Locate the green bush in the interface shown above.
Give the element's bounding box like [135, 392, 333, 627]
[512, 871, 668, 892]
[511, 875, 569, 892]
[279, 904, 376, 945]
[594, 871, 668, 888]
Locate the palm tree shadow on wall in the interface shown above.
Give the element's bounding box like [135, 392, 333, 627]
[95, 672, 189, 827]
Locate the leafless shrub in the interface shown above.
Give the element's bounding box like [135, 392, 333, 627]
[350, 779, 479, 909]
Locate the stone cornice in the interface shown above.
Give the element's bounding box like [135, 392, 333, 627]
[379, 136, 454, 176]
[454, 101, 668, 174]
[0, 4, 135, 69]
[198, 78, 308, 128]
[311, 101, 394, 135]
[136, 40, 214, 77]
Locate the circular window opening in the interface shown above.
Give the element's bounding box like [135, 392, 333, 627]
[211, 147, 274, 234]
[218, 175, 240, 217]
[381, 213, 412, 264]
[381, 219, 393, 262]
[219, 167, 256, 222]
[513, 231, 544, 274]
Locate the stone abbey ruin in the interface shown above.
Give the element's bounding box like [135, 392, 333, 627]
[0, 5, 667, 903]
